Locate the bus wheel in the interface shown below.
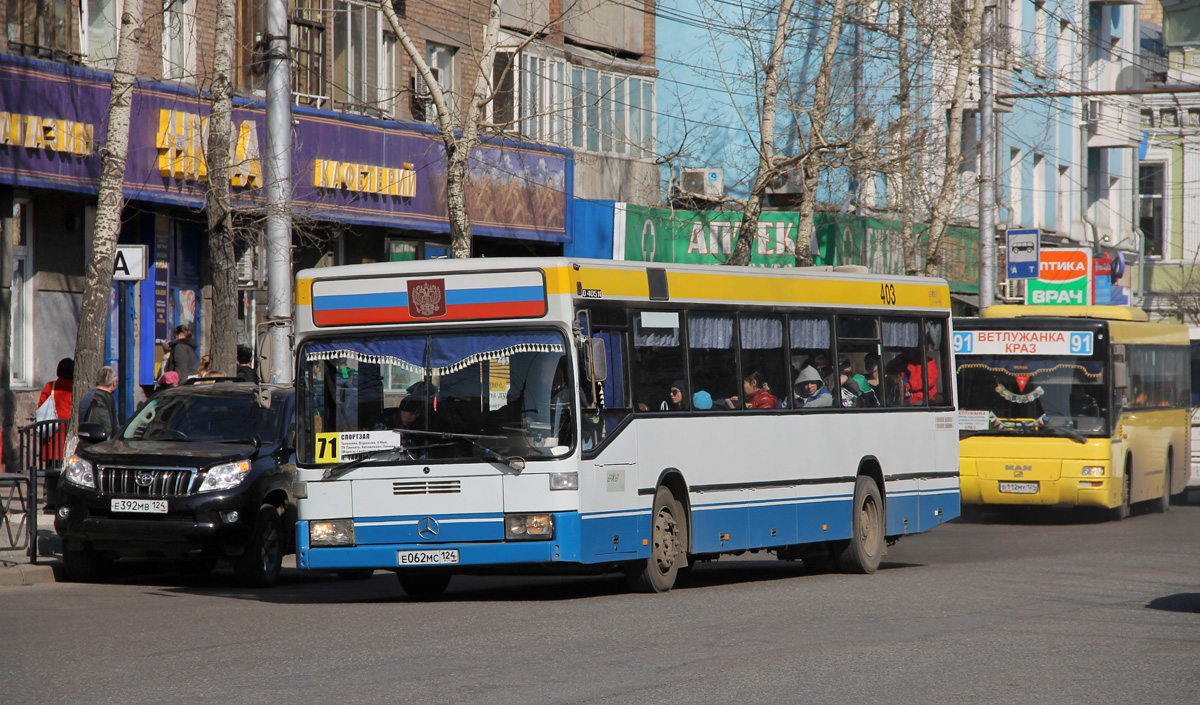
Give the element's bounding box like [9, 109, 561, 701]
[836, 476, 884, 574]
[397, 572, 452, 599]
[1111, 461, 1132, 521]
[626, 486, 687, 593]
[1154, 450, 1172, 514]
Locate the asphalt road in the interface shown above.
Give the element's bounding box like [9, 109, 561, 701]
[3, 499, 1199, 705]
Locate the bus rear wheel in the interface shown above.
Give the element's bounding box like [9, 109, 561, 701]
[836, 476, 884, 574]
[625, 486, 687, 593]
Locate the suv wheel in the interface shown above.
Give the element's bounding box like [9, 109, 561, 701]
[234, 504, 283, 588]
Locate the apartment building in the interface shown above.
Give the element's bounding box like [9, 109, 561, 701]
[0, 0, 657, 414]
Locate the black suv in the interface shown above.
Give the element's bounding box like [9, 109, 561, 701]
[55, 381, 296, 587]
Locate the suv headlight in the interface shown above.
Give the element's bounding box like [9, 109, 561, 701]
[63, 456, 95, 489]
[198, 460, 252, 493]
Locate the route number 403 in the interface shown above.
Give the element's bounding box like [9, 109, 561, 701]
[880, 283, 897, 305]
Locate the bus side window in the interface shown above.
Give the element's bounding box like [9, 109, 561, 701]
[689, 312, 738, 410]
[882, 318, 925, 406]
[924, 318, 950, 407]
[790, 314, 835, 408]
[739, 314, 787, 409]
[632, 311, 685, 412]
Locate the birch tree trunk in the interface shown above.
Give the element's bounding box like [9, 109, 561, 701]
[728, 0, 795, 267]
[791, 0, 849, 268]
[922, 0, 984, 277]
[382, 0, 504, 259]
[206, 0, 238, 375]
[64, 0, 143, 458]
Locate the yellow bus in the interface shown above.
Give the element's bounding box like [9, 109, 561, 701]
[954, 305, 1190, 519]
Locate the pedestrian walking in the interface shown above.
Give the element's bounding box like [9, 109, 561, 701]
[165, 324, 199, 379]
[79, 366, 120, 438]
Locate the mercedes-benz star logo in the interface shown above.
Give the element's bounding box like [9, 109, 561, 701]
[416, 516, 440, 539]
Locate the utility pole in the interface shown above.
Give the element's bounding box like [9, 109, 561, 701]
[265, 0, 293, 383]
[978, 0, 997, 311]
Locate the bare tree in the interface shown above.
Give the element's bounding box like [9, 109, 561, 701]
[65, 0, 145, 458]
[205, 0, 238, 375]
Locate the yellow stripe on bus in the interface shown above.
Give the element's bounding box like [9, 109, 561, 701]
[548, 266, 948, 309]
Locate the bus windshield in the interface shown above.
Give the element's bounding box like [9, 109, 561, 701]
[298, 329, 574, 463]
[956, 356, 1108, 437]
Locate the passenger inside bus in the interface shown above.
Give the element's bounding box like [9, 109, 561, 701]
[793, 366, 832, 408]
[662, 380, 689, 411]
[731, 371, 779, 409]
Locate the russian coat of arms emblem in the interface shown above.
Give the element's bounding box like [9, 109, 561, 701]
[407, 279, 447, 318]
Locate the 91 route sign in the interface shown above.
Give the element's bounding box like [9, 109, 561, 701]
[113, 245, 148, 281]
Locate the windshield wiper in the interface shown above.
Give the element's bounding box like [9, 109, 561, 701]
[397, 429, 527, 471]
[1039, 423, 1088, 444]
[321, 445, 410, 481]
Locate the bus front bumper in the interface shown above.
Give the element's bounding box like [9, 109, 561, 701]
[295, 512, 583, 571]
[960, 473, 1116, 508]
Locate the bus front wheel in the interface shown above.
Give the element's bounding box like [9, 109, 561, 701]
[397, 571, 452, 599]
[1111, 460, 1132, 521]
[1153, 450, 1172, 514]
[836, 476, 884, 574]
[625, 486, 687, 593]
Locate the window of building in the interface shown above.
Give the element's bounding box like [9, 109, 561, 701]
[1139, 163, 1165, 257]
[291, 0, 327, 108]
[1032, 1, 1048, 78]
[416, 42, 456, 123]
[163, 0, 197, 82]
[571, 68, 653, 157]
[1032, 153, 1046, 229]
[86, 0, 121, 69]
[6, 0, 70, 59]
[1161, 109, 1178, 128]
[334, 0, 393, 115]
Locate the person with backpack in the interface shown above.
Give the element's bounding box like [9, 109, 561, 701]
[165, 324, 199, 379]
[78, 366, 120, 438]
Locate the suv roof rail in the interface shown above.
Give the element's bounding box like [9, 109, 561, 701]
[181, 376, 248, 386]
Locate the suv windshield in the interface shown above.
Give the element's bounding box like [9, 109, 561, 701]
[121, 389, 282, 442]
[298, 329, 574, 464]
[957, 355, 1108, 436]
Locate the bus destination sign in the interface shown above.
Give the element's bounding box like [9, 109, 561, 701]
[952, 330, 1094, 356]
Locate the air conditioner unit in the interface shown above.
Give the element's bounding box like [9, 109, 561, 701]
[765, 169, 804, 195]
[679, 168, 724, 198]
[998, 278, 1024, 303]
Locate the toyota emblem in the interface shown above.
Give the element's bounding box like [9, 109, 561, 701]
[416, 516, 440, 539]
[134, 471, 156, 488]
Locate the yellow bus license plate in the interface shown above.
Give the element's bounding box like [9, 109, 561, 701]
[999, 482, 1038, 494]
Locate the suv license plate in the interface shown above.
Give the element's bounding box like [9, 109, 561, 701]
[397, 549, 459, 566]
[111, 498, 168, 513]
[999, 482, 1038, 494]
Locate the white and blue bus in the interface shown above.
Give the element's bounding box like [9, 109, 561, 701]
[291, 258, 961, 596]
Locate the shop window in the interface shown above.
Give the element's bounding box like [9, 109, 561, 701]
[86, 0, 120, 69]
[8, 200, 35, 386]
[163, 0, 197, 82]
[6, 0, 71, 59]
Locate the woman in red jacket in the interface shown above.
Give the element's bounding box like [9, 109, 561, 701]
[740, 371, 779, 409]
[37, 358, 74, 461]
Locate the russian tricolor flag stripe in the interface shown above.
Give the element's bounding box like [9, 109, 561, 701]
[311, 272, 547, 326]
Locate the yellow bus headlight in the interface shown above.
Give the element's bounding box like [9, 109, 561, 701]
[1080, 466, 1105, 476]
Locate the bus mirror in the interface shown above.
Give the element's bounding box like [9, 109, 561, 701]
[1112, 361, 1128, 389]
[583, 338, 608, 383]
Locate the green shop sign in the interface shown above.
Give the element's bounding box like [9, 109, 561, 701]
[619, 206, 835, 268]
[814, 214, 979, 292]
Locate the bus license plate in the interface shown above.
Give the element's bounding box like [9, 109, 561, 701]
[397, 549, 459, 566]
[111, 498, 168, 513]
[999, 482, 1038, 494]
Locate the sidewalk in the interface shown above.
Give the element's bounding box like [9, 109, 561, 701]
[0, 508, 62, 587]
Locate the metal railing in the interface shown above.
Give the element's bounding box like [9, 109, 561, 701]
[7, 420, 69, 563]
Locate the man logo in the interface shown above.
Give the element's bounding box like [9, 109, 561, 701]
[417, 516, 440, 539]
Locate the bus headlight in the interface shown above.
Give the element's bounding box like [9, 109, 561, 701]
[505, 513, 554, 539]
[63, 456, 95, 489]
[310, 519, 355, 547]
[1080, 466, 1105, 477]
[549, 472, 578, 490]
